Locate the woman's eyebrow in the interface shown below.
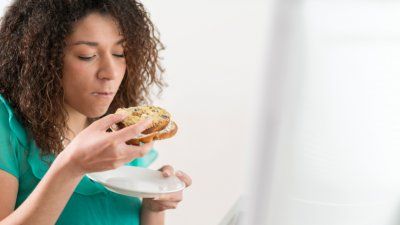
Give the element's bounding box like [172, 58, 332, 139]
[72, 38, 124, 46]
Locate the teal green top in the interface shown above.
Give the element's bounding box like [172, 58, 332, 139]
[0, 94, 158, 225]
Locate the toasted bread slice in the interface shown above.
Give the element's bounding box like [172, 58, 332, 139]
[125, 121, 177, 146]
[115, 106, 170, 134]
[112, 106, 178, 146]
[126, 132, 157, 146]
[154, 121, 178, 140]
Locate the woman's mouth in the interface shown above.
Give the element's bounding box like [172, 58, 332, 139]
[91, 92, 114, 98]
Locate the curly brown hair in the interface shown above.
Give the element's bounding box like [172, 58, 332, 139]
[0, 0, 165, 156]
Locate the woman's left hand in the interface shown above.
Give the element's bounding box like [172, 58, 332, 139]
[141, 165, 192, 212]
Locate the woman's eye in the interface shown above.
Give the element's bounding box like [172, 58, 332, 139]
[113, 54, 125, 58]
[78, 55, 95, 61]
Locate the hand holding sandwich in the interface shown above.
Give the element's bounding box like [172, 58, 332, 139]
[58, 113, 154, 176]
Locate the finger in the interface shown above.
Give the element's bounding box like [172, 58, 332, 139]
[152, 201, 179, 210]
[120, 141, 154, 161]
[93, 114, 127, 131]
[154, 192, 182, 201]
[159, 165, 174, 177]
[113, 119, 153, 143]
[175, 170, 192, 187]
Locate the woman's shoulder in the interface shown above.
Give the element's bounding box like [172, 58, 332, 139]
[0, 94, 17, 131]
[0, 94, 13, 118]
[0, 94, 30, 178]
[0, 94, 29, 148]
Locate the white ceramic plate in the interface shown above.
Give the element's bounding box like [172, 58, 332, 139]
[87, 166, 186, 198]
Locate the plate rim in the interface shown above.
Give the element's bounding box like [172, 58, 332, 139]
[86, 166, 186, 196]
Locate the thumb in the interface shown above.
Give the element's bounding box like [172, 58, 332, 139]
[93, 113, 127, 131]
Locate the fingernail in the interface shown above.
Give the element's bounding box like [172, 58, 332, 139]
[141, 119, 152, 128]
[119, 113, 128, 119]
[110, 124, 118, 131]
[163, 171, 171, 177]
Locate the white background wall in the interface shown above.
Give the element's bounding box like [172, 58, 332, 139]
[145, 1, 267, 224]
[0, 1, 268, 225]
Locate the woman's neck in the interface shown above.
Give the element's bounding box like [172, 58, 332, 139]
[63, 103, 89, 144]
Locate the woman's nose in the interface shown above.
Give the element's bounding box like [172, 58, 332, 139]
[97, 55, 119, 80]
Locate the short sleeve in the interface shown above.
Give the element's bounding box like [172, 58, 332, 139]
[126, 148, 158, 168]
[0, 101, 20, 178]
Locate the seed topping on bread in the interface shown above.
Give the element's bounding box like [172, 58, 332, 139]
[112, 106, 178, 145]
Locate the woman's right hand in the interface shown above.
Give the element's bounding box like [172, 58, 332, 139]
[58, 114, 154, 176]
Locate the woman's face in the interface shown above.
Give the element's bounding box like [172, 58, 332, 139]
[62, 13, 126, 118]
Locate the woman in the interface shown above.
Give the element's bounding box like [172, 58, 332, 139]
[0, 0, 191, 224]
